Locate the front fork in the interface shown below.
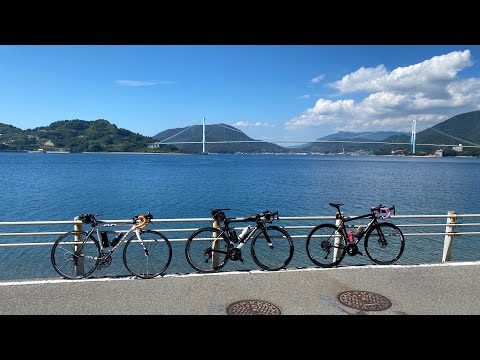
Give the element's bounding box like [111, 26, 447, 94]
[376, 226, 388, 247]
[135, 228, 150, 256]
[258, 225, 274, 249]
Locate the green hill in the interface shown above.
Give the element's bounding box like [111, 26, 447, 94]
[298, 131, 408, 154]
[2, 111, 480, 156]
[153, 123, 288, 153]
[378, 110, 480, 156]
[297, 111, 480, 156]
[0, 119, 180, 153]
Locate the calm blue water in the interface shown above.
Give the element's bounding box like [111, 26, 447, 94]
[1, 152, 479, 280]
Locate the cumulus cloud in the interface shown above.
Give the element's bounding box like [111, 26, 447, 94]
[233, 121, 276, 128]
[330, 50, 472, 95]
[285, 50, 480, 134]
[115, 80, 176, 86]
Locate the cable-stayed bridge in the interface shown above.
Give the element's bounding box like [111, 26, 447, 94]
[148, 119, 480, 154]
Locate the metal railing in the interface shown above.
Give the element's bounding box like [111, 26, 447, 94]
[1, 211, 479, 263]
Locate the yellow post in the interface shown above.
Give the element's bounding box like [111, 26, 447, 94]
[442, 210, 456, 262]
[73, 216, 85, 277]
[211, 219, 221, 268]
[333, 213, 343, 263]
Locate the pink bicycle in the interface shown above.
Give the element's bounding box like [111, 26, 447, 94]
[306, 203, 405, 267]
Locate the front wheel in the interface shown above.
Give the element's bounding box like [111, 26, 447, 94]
[364, 222, 405, 265]
[185, 227, 230, 273]
[123, 230, 172, 279]
[250, 225, 294, 271]
[305, 224, 346, 268]
[51, 231, 100, 279]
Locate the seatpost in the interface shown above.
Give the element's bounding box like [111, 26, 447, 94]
[211, 217, 221, 268]
[333, 212, 343, 262]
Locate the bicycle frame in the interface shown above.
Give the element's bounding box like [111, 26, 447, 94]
[336, 212, 378, 246]
[206, 214, 277, 264]
[223, 218, 267, 250]
[77, 222, 145, 262]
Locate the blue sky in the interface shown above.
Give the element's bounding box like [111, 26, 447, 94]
[1, 45, 479, 144]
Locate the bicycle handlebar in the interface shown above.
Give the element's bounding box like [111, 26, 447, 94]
[210, 208, 279, 224]
[77, 213, 99, 225]
[244, 210, 279, 223]
[371, 205, 396, 219]
[258, 210, 279, 223]
[133, 212, 153, 228]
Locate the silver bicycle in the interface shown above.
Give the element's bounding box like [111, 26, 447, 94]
[51, 212, 172, 279]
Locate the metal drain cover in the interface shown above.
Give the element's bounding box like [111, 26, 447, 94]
[338, 291, 392, 311]
[226, 300, 281, 315]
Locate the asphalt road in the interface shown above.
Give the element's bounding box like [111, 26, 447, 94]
[1, 261, 479, 315]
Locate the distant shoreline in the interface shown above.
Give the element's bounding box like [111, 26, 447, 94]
[81, 151, 188, 155]
[0, 150, 478, 158]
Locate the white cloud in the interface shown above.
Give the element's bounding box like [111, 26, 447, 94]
[311, 74, 325, 83]
[115, 80, 176, 86]
[285, 50, 480, 135]
[330, 50, 472, 94]
[297, 94, 311, 100]
[233, 121, 276, 128]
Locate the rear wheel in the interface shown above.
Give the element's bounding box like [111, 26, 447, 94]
[306, 224, 346, 267]
[185, 227, 230, 273]
[364, 222, 405, 265]
[51, 231, 100, 279]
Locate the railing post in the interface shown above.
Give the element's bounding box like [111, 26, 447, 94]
[333, 213, 343, 263]
[442, 210, 456, 262]
[211, 219, 221, 268]
[74, 216, 85, 277]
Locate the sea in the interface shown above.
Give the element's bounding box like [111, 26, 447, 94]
[1, 151, 479, 280]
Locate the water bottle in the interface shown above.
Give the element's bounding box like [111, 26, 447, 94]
[238, 226, 251, 241]
[100, 232, 109, 248]
[355, 226, 364, 238]
[347, 230, 354, 243]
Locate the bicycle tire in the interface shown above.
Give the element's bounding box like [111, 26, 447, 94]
[305, 223, 346, 268]
[185, 227, 230, 273]
[364, 222, 405, 265]
[251, 225, 294, 271]
[51, 231, 100, 279]
[123, 229, 173, 279]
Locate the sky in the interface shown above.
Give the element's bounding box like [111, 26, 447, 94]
[1, 45, 480, 144]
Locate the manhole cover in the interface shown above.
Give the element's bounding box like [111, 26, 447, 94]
[337, 291, 392, 311]
[226, 300, 281, 315]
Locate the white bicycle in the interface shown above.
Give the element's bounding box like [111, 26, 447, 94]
[51, 212, 172, 279]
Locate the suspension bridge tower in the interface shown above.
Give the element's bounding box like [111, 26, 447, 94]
[202, 117, 206, 154]
[411, 120, 416, 155]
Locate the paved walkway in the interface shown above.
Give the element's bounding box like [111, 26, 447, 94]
[1, 261, 479, 315]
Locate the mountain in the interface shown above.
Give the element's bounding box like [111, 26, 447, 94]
[2, 110, 479, 155]
[298, 131, 409, 154]
[378, 110, 480, 156]
[153, 123, 287, 153]
[0, 119, 180, 153]
[320, 131, 408, 141]
[297, 111, 480, 156]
